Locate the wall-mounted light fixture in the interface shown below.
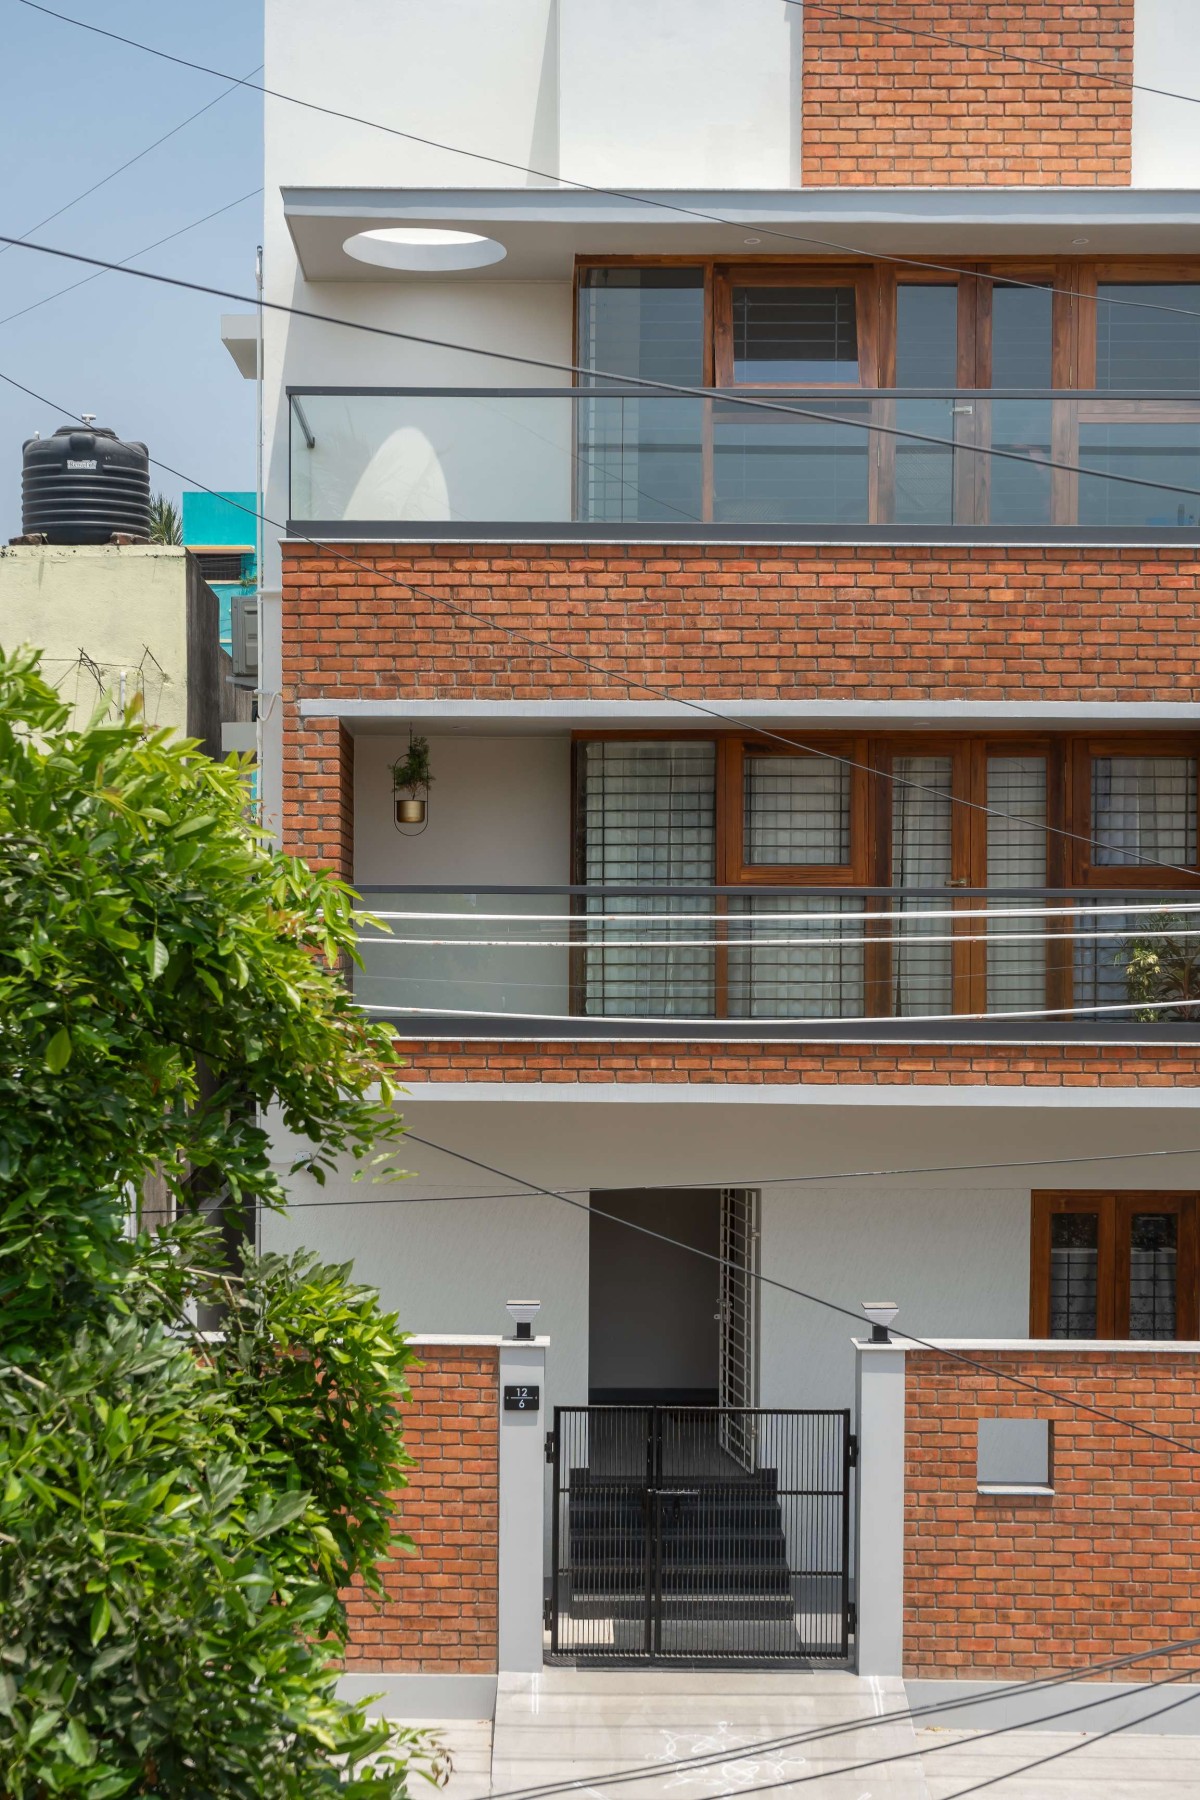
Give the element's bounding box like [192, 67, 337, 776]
[505, 1299, 541, 1340]
[861, 1301, 899, 1344]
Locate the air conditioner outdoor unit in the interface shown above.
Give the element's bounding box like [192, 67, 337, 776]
[232, 592, 259, 679]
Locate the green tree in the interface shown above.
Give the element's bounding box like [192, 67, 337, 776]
[146, 495, 182, 546]
[0, 647, 436, 1798]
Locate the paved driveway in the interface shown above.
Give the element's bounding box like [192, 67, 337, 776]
[397, 1667, 1200, 1798]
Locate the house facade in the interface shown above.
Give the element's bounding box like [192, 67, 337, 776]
[243, 0, 1200, 1677]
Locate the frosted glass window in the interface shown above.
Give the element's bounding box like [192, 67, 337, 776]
[744, 755, 850, 866]
[892, 757, 954, 1015]
[1092, 757, 1196, 867]
[1129, 1213, 1177, 1340]
[577, 740, 715, 1018]
[986, 757, 1048, 1012]
[1049, 1212, 1100, 1338]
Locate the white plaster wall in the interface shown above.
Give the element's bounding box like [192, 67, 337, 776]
[263, 1095, 1200, 1423]
[265, 0, 560, 190]
[1132, 0, 1200, 186]
[558, 0, 801, 188]
[353, 733, 571, 888]
[352, 733, 572, 1018]
[756, 1186, 1029, 1416]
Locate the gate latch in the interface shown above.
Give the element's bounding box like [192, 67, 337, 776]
[847, 1434, 859, 1468]
[544, 1430, 556, 1465]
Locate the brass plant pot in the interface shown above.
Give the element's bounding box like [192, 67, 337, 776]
[396, 796, 426, 825]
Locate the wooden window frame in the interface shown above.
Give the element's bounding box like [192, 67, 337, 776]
[714, 265, 880, 390]
[1030, 1191, 1200, 1340]
[576, 254, 1200, 397]
[1069, 734, 1200, 889]
[570, 730, 1200, 1019]
[727, 736, 869, 886]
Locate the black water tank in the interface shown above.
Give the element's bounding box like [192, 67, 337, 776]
[22, 422, 151, 544]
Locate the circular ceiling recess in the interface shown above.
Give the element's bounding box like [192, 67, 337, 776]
[342, 227, 507, 272]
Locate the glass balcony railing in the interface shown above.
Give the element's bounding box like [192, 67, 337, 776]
[288, 388, 1200, 537]
[352, 887, 1200, 1037]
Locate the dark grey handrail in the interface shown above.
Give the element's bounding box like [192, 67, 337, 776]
[288, 385, 1200, 403]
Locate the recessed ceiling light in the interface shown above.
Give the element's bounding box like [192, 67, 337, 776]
[744, 236, 762, 245]
[343, 227, 507, 272]
[1071, 236, 1090, 246]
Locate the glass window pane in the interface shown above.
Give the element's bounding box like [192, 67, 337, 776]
[732, 286, 860, 383]
[578, 268, 705, 386]
[991, 284, 1053, 388]
[1091, 756, 1197, 867]
[577, 740, 716, 1018]
[727, 894, 864, 1019]
[892, 756, 954, 1015]
[1096, 285, 1200, 391]
[744, 754, 850, 865]
[896, 286, 958, 387]
[1050, 1211, 1100, 1338]
[1129, 1212, 1178, 1340]
[986, 757, 1048, 1012]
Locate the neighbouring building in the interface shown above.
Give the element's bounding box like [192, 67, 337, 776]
[0, 539, 249, 755]
[235, 0, 1200, 1706]
[181, 488, 258, 659]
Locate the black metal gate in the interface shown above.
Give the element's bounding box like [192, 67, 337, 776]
[547, 1406, 854, 1662]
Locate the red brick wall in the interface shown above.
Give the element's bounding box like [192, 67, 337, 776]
[281, 543, 1200, 707]
[801, 2, 1133, 187]
[284, 714, 353, 876]
[343, 1343, 499, 1673]
[396, 1039, 1200, 1090]
[904, 1350, 1200, 1677]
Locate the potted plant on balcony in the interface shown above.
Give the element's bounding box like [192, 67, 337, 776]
[391, 735, 433, 828]
[1118, 911, 1200, 1021]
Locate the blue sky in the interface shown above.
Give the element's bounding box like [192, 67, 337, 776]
[0, 1, 262, 535]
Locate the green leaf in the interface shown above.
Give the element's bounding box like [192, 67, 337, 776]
[146, 934, 169, 979]
[89, 1592, 111, 1645]
[44, 1026, 72, 1072]
[62, 1716, 95, 1767]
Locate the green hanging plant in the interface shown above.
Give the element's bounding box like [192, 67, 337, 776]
[390, 735, 433, 798]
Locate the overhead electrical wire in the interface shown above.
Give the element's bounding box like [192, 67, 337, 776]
[486, 1650, 1200, 1800]
[359, 900, 1200, 925]
[403, 1131, 1200, 1458]
[0, 52, 261, 261]
[9, 228, 1200, 515]
[15, 0, 1200, 325]
[356, 923, 1200, 949]
[365, 995, 1200, 1027]
[280, 1142, 1200, 1210]
[796, 0, 1186, 104]
[2, 272, 1199, 886]
[0, 188, 263, 329]
[16, 12, 1199, 1778]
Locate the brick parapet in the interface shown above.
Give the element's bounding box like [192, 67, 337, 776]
[801, 2, 1133, 187]
[392, 1038, 1200, 1088]
[904, 1349, 1200, 1677]
[342, 1343, 499, 1673]
[281, 542, 1200, 706]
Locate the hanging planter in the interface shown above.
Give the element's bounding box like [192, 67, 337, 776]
[391, 734, 432, 834]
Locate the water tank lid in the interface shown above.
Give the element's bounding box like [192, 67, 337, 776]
[50, 423, 119, 441]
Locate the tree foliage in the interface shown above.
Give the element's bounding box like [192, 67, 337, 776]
[0, 647, 435, 1798]
[1119, 911, 1200, 1021]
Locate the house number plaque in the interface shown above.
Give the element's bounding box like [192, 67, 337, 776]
[503, 1384, 540, 1412]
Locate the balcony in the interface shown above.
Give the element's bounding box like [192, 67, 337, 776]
[288, 388, 1200, 542]
[353, 886, 1200, 1040]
